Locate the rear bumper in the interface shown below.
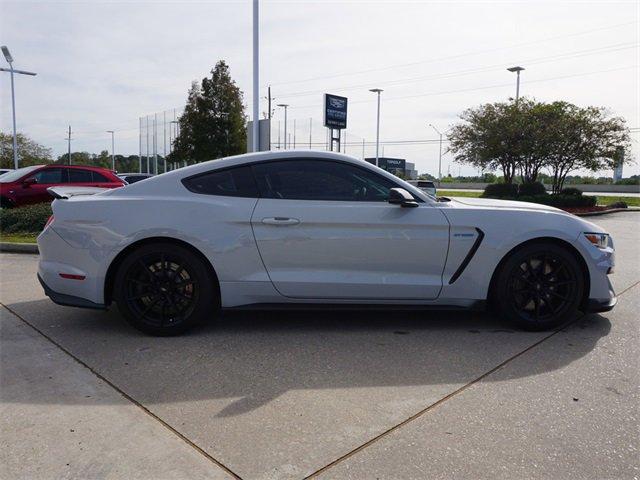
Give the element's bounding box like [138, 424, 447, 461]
[38, 274, 106, 310]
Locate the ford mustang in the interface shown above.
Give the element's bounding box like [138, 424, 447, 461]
[37, 151, 616, 335]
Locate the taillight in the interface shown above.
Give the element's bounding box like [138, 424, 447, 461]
[44, 215, 54, 230]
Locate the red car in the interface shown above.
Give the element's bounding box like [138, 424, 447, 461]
[0, 164, 125, 208]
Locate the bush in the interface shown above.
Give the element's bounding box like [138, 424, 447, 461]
[518, 182, 547, 196]
[0, 202, 52, 234]
[560, 187, 583, 196]
[517, 194, 596, 208]
[607, 201, 628, 209]
[482, 183, 519, 198]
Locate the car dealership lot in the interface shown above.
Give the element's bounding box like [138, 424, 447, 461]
[1, 213, 638, 479]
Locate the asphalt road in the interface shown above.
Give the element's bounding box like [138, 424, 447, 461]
[1, 212, 638, 480]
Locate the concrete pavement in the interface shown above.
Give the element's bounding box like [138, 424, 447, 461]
[1, 212, 638, 479]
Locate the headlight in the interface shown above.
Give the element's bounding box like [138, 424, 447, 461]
[584, 232, 610, 249]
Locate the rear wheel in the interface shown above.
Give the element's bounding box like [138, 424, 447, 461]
[494, 242, 584, 331]
[114, 242, 217, 336]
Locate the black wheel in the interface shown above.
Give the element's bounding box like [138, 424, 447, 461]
[0, 196, 15, 209]
[114, 242, 217, 335]
[494, 242, 584, 331]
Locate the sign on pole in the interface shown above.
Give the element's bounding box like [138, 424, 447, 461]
[323, 94, 348, 129]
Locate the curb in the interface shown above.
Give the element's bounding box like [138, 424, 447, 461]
[0, 242, 39, 254]
[573, 207, 640, 217]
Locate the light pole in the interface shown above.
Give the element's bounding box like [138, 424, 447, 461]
[277, 104, 289, 149]
[429, 124, 443, 185]
[170, 120, 179, 169]
[369, 88, 383, 166]
[507, 66, 525, 103]
[1, 46, 37, 170]
[106, 130, 115, 171]
[252, 0, 260, 153]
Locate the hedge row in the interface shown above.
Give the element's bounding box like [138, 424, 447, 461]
[482, 182, 597, 208]
[0, 203, 52, 234]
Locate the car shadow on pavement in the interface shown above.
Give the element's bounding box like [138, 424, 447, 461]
[2, 299, 611, 417]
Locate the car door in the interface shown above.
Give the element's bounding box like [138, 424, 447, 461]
[250, 159, 450, 300]
[21, 167, 69, 205]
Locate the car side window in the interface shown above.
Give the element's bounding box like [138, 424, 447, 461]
[251, 159, 399, 202]
[182, 166, 259, 198]
[32, 168, 68, 184]
[91, 171, 111, 183]
[68, 169, 94, 183]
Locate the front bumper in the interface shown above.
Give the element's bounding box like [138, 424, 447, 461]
[38, 274, 106, 310]
[585, 296, 617, 313]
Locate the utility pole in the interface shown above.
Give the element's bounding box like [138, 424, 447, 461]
[277, 104, 289, 149]
[293, 119, 296, 149]
[268, 85, 272, 119]
[309, 118, 312, 149]
[1, 46, 37, 170]
[429, 124, 443, 185]
[106, 130, 115, 170]
[67, 126, 72, 165]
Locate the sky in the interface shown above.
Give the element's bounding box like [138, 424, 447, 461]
[1, 0, 638, 177]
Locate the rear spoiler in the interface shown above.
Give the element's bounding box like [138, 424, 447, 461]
[47, 186, 108, 200]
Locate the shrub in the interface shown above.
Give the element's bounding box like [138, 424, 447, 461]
[607, 201, 628, 209]
[517, 194, 597, 208]
[560, 187, 583, 196]
[0, 202, 52, 234]
[482, 183, 519, 198]
[518, 182, 547, 196]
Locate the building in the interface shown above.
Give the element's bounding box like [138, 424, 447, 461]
[365, 157, 417, 180]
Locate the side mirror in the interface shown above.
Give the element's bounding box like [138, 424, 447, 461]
[388, 188, 418, 208]
[22, 177, 37, 187]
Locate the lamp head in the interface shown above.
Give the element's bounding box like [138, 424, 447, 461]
[1, 46, 13, 63]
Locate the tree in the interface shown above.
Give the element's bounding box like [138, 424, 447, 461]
[1, 132, 53, 169]
[448, 99, 630, 191]
[448, 101, 524, 184]
[538, 102, 630, 193]
[170, 61, 247, 165]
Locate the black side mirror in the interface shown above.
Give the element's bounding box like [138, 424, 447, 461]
[388, 188, 418, 208]
[22, 177, 37, 187]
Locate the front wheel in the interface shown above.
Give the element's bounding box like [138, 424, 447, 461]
[494, 242, 584, 331]
[114, 242, 217, 335]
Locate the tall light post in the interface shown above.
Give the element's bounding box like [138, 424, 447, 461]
[369, 88, 383, 166]
[170, 120, 179, 169]
[1, 46, 37, 170]
[106, 130, 115, 171]
[507, 66, 525, 103]
[429, 124, 443, 185]
[277, 104, 289, 149]
[252, 0, 260, 153]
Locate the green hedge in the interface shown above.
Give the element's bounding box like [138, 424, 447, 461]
[518, 194, 597, 208]
[0, 203, 52, 235]
[560, 187, 583, 196]
[518, 182, 547, 196]
[482, 183, 519, 198]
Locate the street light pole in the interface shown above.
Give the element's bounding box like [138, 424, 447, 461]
[369, 88, 383, 166]
[277, 104, 289, 149]
[429, 124, 443, 185]
[252, 0, 260, 153]
[106, 130, 115, 171]
[507, 66, 525, 103]
[1, 46, 37, 170]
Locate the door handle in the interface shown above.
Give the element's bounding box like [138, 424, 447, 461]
[262, 217, 300, 226]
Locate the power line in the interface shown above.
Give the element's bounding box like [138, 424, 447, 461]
[269, 21, 638, 87]
[276, 42, 638, 100]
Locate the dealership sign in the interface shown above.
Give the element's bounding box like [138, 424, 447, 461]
[323, 94, 348, 129]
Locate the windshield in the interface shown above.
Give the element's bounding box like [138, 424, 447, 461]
[0, 165, 42, 183]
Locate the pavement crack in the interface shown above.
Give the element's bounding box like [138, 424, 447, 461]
[0, 302, 243, 480]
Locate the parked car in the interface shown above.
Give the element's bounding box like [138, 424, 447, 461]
[0, 164, 124, 208]
[117, 173, 154, 184]
[416, 180, 437, 196]
[37, 151, 615, 336]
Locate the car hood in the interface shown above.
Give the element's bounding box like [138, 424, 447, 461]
[447, 196, 566, 214]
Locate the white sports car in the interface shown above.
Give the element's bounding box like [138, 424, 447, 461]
[37, 151, 616, 335]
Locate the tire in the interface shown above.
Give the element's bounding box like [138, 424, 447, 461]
[494, 242, 584, 331]
[0, 196, 15, 209]
[114, 242, 217, 336]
